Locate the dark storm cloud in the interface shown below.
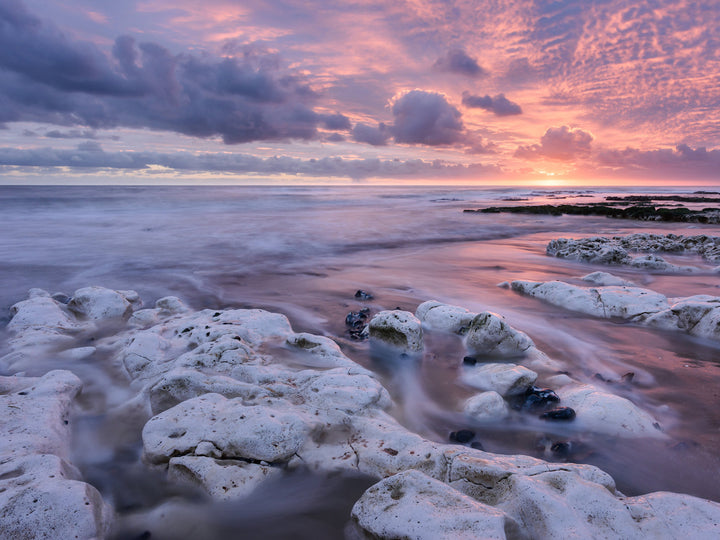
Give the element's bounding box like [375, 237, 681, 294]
[351, 122, 391, 146]
[461, 92, 522, 116]
[0, 1, 336, 144]
[433, 49, 487, 78]
[389, 90, 465, 146]
[0, 145, 502, 180]
[515, 125, 593, 160]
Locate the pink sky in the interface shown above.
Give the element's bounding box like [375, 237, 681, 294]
[0, 0, 719, 185]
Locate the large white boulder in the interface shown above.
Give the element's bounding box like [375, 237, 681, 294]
[463, 391, 510, 421]
[464, 312, 534, 358]
[558, 384, 664, 438]
[511, 280, 669, 319]
[415, 301, 476, 334]
[351, 470, 521, 540]
[368, 310, 423, 353]
[460, 363, 537, 397]
[68, 286, 137, 320]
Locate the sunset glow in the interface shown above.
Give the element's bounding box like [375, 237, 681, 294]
[1, 0, 719, 185]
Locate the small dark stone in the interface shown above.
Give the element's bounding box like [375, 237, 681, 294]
[463, 356, 477, 366]
[345, 310, 369, 329]
[383, 448, 399, 456]
[355, 290, 374, 300]
[551, 441, 572, 458]
[621, 372, 635, 383]
[449, 429, 475, 443]
[213, 312, 221, 317]
[17, 391, 28, 396]
[470, 441, 484, 451]
[540, 407, 576, 421]
[515, 386, 560, 410]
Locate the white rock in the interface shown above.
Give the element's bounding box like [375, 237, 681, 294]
[168, 455, 281, 500]
[558, 384, 664, 438]
[155, 296, 188, 314]
[148, 368, 270, 414]
[0, 454, 113, 540]
[581, 271, 636, 287]
[142, 393, 309, 464]
[2, 370, 82, 460]
[463, 391, 509, 421]
[351, 470, 520, 540]
[415, 301, 476, 333]
[511, 280, 669, 319]
[464, 312, 534, 358]
[68, 286, 134, 320]
[7, 296, 79, 332]
[368, 310, 423, 353]
[213, 309, 293, 346]
[629, 254, 697, 273]
[286, 333, 371, 371]
[460, 363, 537, 397]
[294, 368, 392, 417]
[0, 372, 114, 538]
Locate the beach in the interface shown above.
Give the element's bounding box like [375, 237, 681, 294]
[3, 185, 720, 538]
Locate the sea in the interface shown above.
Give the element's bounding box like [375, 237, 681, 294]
[2, 184, 719, 538]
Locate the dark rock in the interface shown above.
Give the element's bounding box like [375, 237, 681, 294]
[345, 308, 370, 329]
[621, 372, 635, 384]
[355, 290, 374, 300]
[513, 386, 560, 410]
[463, 356, 477, 366]
[470, 441, 484, 451]
[540, 407, 576, 421]
[449, 429, 475, 444]
[346, 308, 370, 340]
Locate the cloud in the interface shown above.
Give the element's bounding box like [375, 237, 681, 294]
[433, 49, 487, 78]
[351, 122, 390, 146]
[389, 90, 465, 146]
[515, 125, 593, 161]
[0, 144, 502, 180]
[0, 1, 335, 144]
[319, 113, 351, 131]
[45, 129, 98, 139]
[461, 92, 522, 116]
[595, 144, 720, 179]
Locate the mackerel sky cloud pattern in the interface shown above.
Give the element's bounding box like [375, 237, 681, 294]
[0, 0, 718, 183]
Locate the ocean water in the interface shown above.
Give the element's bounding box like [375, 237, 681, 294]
[2, 185, 720, 537]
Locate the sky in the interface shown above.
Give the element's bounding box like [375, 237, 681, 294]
[0, 0, 719, 185]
